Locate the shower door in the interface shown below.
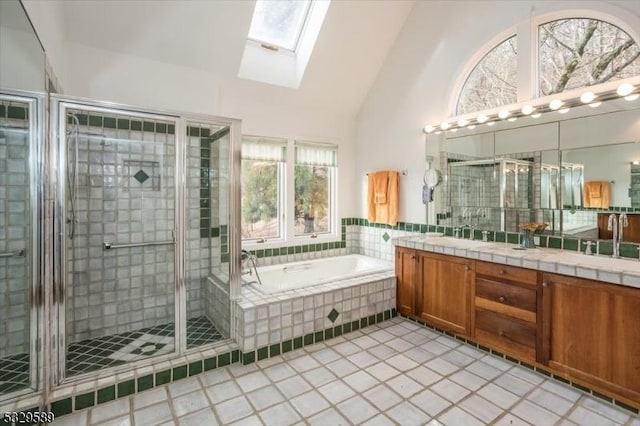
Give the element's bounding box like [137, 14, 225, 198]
[56, 100, 180, 379]
[0, 92, 42, 398]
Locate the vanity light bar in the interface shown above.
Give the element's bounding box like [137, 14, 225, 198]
[423, 83, 639, 133]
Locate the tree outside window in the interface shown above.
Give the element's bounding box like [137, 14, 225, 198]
[539, 18, 640, 96]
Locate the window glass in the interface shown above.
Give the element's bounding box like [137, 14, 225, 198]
[241, 136, 286, 240]
[539, 18, 640, 95]
[248, 0, 312, 51]
[294, 142, 337, 236]
[456, 36, 518, 115]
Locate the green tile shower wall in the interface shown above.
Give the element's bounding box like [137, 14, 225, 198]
[65, 113, 175, 134]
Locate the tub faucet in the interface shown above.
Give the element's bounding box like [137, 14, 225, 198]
[241, 249, 262, 285]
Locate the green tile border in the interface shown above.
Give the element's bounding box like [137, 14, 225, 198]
[398, 313, 640, 416]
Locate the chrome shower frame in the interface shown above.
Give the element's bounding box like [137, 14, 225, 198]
[0, 89, 46, 407]
[49, 93, 242, 388]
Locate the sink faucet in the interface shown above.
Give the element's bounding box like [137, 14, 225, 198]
[608, 214, 626, 259]
[241, 249, 262, 285]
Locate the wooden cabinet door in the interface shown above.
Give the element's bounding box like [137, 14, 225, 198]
[543, 273, 640, 404]
[395, 247, 416, 316]
[417, 252, 472, 336]
[544, 273, 612, 380]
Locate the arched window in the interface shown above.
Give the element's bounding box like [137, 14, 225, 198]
[539, 18, 640, 95]
[456, 36, 518, 115]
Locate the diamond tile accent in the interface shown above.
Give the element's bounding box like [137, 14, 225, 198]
[382, 232, 390, 242]
[133, 169, 149, 184]
[328, 309, 340, 323]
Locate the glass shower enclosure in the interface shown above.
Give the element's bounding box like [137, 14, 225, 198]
[0, 90, 44, 400]
[51, 96, 239, 383]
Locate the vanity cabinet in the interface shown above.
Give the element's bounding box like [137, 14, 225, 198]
[416, 251, 473, 336]
[473, 262, 540, 363]
[542, 273, 640, 405]
[395, 248, 472, 336]
[395, 247, 417, 316]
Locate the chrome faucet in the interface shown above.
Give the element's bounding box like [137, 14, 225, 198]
[241, 249, 262, 285]
[608, 214, 627, 259]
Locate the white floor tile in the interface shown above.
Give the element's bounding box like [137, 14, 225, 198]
[52, 411, 88, 426]
[290, 390, 330, 418]
[172, 390, 209, 418]
[325, 358, 359, 376]
[343, 370, 379, 393]
[332, 341, 361, 356]
[275, 375, 312, 399]
[362, 384, 403, 411]
[348, 350, 379, 368]
[205, 379, 242, 404]
[133, 402, 173, 426]
[89, 398, 130, 424]
[386, 337, 415, 351]
[580, 397, 631, 424]
[386, 374, 422, 398]
[350, 335, 379, 349]
[214, 395, 255, 425]
[438, 406, 485, 426]
[307, 408, 349, 426]
[494, 373, 537, 397]
[177, 408, 219, 426]
[262, 363, 297, 382]
[198, 367, 232, 387]
[337, 395, 378, 424]
[132, 387, 168, 410]
[246, 385, 285, 411]
[288, 354, 321, 373]
[466, 360, 503, 381]
[385, 353, 419, 371]
[404, 347, 437, 363]
[318, 380, 356, 404]
[431, 378, 471, 403]
[236, 371, 271, 393]
[449, 370, 487, 391]
[228, 414, 263, 426]
[410, 389, 450, 417]
[493, 413, 531, 425]
[511, 400, 560, 425]
[424, 357, 459, 376]
[301, 366, 336, 387]
[258, 402, 301, 426]
[526, 388, 574, 416]
[167, 377, 202, 398]
[366, 361, 400, 381]
[386, 401, 431, 426]
[94, 415, 131, 426]
[309, 347, 341, 364]
[539, 379, 582, 402]
[476, 382, 519, 409]
[459, 394, 502, 423]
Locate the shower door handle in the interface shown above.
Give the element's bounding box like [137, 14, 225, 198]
[103, 240, 175, 250]
[0, 249, 25, 258]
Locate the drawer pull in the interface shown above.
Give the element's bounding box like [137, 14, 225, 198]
[542, 282, 548, 287]
[499, 330, 506, 337]
[499, 270, 506, 275]
[499, 296, 506, 303]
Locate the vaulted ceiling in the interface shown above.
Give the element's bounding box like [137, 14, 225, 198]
[39, 0, 415, 117]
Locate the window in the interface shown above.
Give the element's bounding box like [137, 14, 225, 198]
[294, 141, 337, 236]
[539, 18, 640, 95]
[241, 136, 286, 241]
[456, 36, 518, 115]
[248, 0, 312, 52]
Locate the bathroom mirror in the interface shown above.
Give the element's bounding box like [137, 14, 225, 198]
[429, 100, 640, 240]
[0, 0, 45, 92]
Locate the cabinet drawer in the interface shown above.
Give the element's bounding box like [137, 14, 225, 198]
[475, 309, 536, 360]
[476, 278, 536, 313]
[476, 261, 538, 286]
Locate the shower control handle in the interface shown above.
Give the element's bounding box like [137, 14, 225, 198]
[104, 242, 112, 250]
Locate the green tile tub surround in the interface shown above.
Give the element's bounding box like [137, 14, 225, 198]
[240, 308, 397, 365]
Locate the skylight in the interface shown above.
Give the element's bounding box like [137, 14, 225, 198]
[248, 0, 312, 52]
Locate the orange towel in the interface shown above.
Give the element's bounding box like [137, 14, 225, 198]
[583, 181, 611, 208]
[373, 171, 388, 204]
[367, 171, 399, 226]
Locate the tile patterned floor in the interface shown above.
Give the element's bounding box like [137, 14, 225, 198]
[52, 317, 639, 426]
[0, 353, 29, 394]
[66, 316, 223, 376]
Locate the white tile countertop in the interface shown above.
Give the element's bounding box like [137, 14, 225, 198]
[393, 235, 640, 290]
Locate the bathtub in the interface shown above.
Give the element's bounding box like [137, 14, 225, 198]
[247, 254, 393, 294]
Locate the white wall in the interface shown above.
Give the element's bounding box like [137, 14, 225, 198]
[355, 0, 640, 223]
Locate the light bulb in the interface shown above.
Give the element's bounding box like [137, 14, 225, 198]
[457, 118, 469, 127]
[588, 102, 602, 108]
[617, 83, 634, 97]
[486, 121, 495, 126]
[498, 109, 510, 119]
[424, 125, 435, 133]
[477, 114, 488, 123]
[625, 94, 640, 101]
[549, 99, 563, 110]
[558, 107, 570, 114]
[580, 91, 596, 103]
[507, 117, 517, 122]
[440, 121, 450, 130]
[531, 113, 542, 119]
[449, 128, 458, 133]
[521, 105, 534, 115]
[467, 125, 476, 130]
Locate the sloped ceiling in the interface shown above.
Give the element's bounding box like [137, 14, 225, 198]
[56, 0, 415, 117]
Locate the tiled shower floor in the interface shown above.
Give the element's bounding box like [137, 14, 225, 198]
[67, 316, 224, 376]
[0, 353, 29, 394]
